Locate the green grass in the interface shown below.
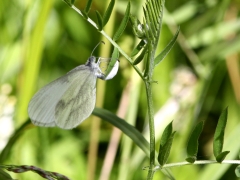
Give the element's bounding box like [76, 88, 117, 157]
[0, 0, 240, 180]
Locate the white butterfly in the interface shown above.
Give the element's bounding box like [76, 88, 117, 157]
[28, 56, 119, 129]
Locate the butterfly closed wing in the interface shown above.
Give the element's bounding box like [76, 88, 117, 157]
[28, 57, 98, 129]
[28, 54, 119, 129]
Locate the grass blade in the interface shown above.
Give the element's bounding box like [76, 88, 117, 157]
[0, 169, 14, 180]
[0, 120, 31, 162]
[92, 108, 150, 156]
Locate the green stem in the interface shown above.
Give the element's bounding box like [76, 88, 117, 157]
[152, 160, 240, 171]
[145, 82, 155, 161]
[145, 80, 156, 180]
[144, 43, 157, 180]
[146, 168, 155, 180]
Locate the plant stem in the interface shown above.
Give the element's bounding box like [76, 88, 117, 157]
[145, 80, 156, 180]
[143, 1, 165, 178]
[153, 159, 240, 171]
[144, 44, 157, 179]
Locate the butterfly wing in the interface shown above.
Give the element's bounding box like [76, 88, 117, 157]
[55, 66, 97, 129]
[28, 75, 70, 127]
[28, 65, 97, 129]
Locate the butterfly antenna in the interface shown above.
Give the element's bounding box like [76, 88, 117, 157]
[91, 41, 105, 56]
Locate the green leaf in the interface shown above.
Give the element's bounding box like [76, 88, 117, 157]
[158, 132, 176, 166]
[185, 156, 196, 163]
[131, 39, 146, 57]
[160, 121, 173, 148]
[143, 6, 155, 41]
[154, 27, 180, 66]
[92, 108, 150, 156]
[62, 0, 75, 7]
[235, 165, 240, 177]
[133, 45, 148, 65]
[104, 47, 119, 77]
[102, 0, 115, 27]
[213, 107, 228, 158]
[216, 151, 230, 163]
[95, 11, 103, 31]
[146, 1, 157, 35]
[186, 121, 204, 163]
[113, 1, 130, 41]
[151, 0, 161, 24]
[84, 0, 93, 14]
[158, 122, 174, 166]
[141, 0, 164, 46]
[111, 46, 119, 60]
[0, 169, 13, 180]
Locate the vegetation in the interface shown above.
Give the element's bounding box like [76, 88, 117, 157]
[0, 0, 240, 179]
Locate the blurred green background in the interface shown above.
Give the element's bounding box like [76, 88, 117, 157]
[0, 0, 240, 179]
